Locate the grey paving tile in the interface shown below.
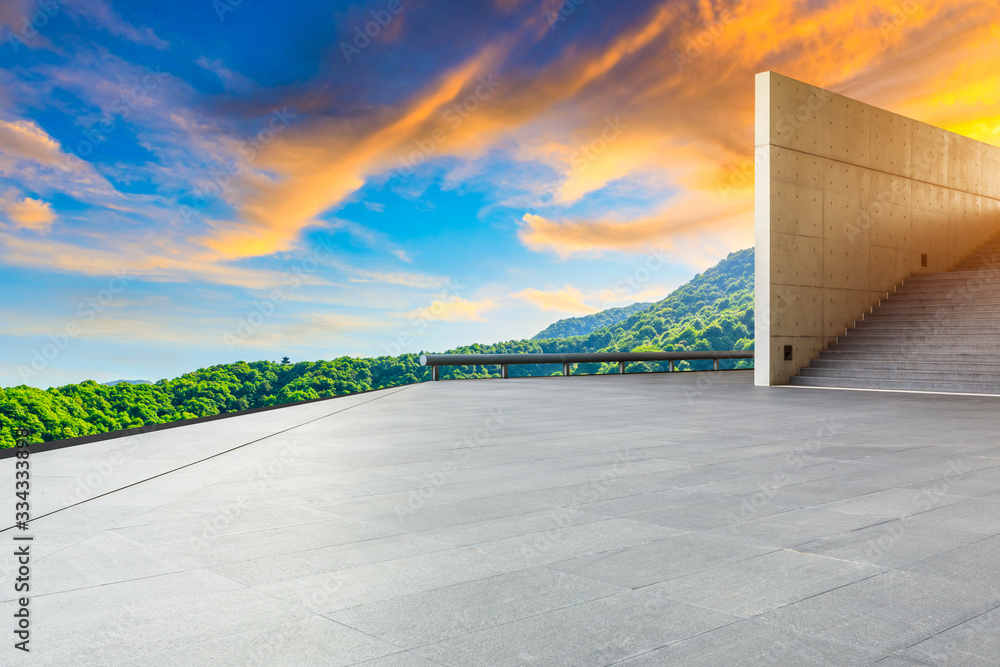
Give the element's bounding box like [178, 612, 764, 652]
[645, 549, 884, 617]
[756, 570, 999, 656]
[820, 487, 969, 517]
[413, 590, 737, 666]
[570, 487, 709, 517]
[140, 615, 401, 667]
[903, 464, 1000, 498]
[743, 477, 887, 507]
[549, 531, 774, 588]
[1, 572, 312, 665]
[614, 618, 876, 666]
[23, 569, 245, 625]
[893, 605, 1000, 667]
[624, 494, 795, 530]
[838, 456, 1000, 489]
[906, 498, 1000, 535]
[902, 535, 1000, 595]
[707, 506, 896, 548]
[328, 568, 624, 649]
[13, 531, 195, 597]
[351, 652, 447, 666]
[415, 506, 607, 546]
[471, 517, 685, 568]
[871, 656, 939, 666]
[796, 519, 985, 568]
[110, 503, 343, 545]
[8, 371, 1000, 664]
[146, 515, 403, 568]
[680, 460, 883, 497]
[207, 533, 454, 586]
[253, 545, 526, 613]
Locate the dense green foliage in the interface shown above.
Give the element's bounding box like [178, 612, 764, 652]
[531, 302, 652, 340]
[0, 248, 754, 448]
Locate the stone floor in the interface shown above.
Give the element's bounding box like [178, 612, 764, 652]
[3, 370, 1000, 665]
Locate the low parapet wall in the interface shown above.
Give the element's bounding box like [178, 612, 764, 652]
[755, 71, 1000, 385]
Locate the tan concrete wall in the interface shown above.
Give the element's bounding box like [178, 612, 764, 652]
[755, 71, 1000, 386]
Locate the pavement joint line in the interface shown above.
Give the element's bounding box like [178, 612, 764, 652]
[603, 616, 747, 666]
[888, 599, 1000, 662]
[0, 384, 415, 534]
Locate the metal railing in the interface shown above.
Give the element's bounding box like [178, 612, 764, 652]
[419, 351, 754, 380]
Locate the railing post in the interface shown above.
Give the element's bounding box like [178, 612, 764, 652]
[619, 361, 625, 374]
[669, 360, 674, 372]
[432, 365, 439, 381]
[563, 362, 570, 377]
[501, 363, 508, 378]
[713, 358, 719, 371]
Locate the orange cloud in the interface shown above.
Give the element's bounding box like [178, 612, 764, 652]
[519, 189, 754, 260]
[0, 119, 68, 169]
[1, 194, 56, 232]
[407, 297, 498, 322]
[512, 286, 595, 314]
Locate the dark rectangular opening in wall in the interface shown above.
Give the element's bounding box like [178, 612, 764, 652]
[784, 345, 793, 361]
[921, 253, 928, 267]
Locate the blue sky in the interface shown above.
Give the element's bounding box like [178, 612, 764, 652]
[1, 0, 998, 387]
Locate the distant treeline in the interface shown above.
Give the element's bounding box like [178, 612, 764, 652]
[0, 248, 754, 448]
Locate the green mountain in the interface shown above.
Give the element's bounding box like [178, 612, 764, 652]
[0, 248, 754, 448]
[531, 302, 652, 340]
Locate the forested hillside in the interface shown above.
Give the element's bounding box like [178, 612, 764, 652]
[0, 248, 754, 447]
[532, 302, 652, 340]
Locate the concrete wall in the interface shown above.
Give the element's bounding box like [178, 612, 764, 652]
[755, 71, 1000, 386]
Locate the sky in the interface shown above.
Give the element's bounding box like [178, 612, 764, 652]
[0, 0, 998, 388]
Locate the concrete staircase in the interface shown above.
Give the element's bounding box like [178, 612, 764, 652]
[790, 234, 1000, 393]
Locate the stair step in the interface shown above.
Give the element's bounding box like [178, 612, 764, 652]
[820, 350, 1000, 363]
[889, 288, 1000, 298]
[798, 367, 1000, 383]
[829, 343, 1000, 354]
[857, 317, 1000, 327]
[842, 333, 1000, 343]
[789, 376, 1000, 394]
[872, 304, 1000, 313]
[904, 272, 1000, 282]
[792, 233, 1000, 394]
[810, 359, 1000, 373]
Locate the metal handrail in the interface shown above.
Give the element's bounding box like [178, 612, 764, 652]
[419, 350, 754, 380]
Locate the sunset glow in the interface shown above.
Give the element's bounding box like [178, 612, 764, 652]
[1, 0, 998, 386]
